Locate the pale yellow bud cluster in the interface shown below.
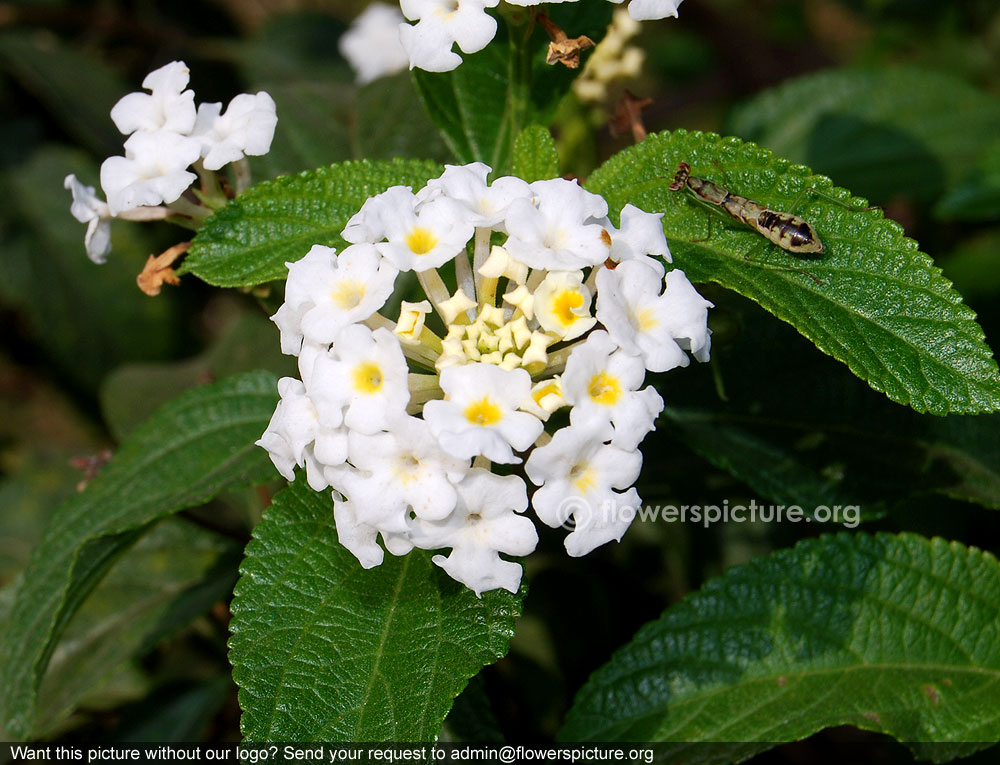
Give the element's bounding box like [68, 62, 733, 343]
[573, 8, 644, 105]
[438, 303, 555, 373]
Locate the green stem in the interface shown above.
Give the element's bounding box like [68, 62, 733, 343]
[167, 197, 213, 224]
[504, 10, 536, 172]
[191, 159, 228, 209]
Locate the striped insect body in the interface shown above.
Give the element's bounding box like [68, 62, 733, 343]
[669, 161, 825, 256]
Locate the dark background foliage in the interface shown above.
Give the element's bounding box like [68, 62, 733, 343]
[1, 0, 998, 759]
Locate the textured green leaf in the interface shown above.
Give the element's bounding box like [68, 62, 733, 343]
[0, 371, 278, 739]
[184, 159, 442, 288]
[586, 129, 1000, 414]
[727, 67, 1000, 204]
[35, 518, 240, 736]
[230, 480, 522, 741]
[511, 125, 560, 182]
[561, 533, 1000, 762]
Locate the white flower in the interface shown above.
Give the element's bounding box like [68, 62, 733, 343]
[333, 497, 386, 569]
[339, 2, 410, 84]
[608, 203, 671, 278]
[307, 326, 410, 435]
[504, 179, 610, 270]
[412, 469, 536, 596]
[563, 485, 640, 558]
[255, 377, 346, 492]
[271, 243, 399, 353]
[333, 495, 415, 568]
[257, 163, 715, 594]
[561, 330, 664, 450]
[377, 195, 476, 272]
[532, 270, 596, 340]
[615, 0, 685, 21]
[423, 364, 544, 463]
[109, 60, 196, 136]
[342, 415, 469, 522]
[398, 0, 501, 73]
[64, 174, 112, 263]
[192, 92, 277, 171]
[525, 421, 642, 556]
[100, 130, 200, 215]
[342, 185, 418, 244]
[418, 163, 531, 230]
[596, 261, 713, 372]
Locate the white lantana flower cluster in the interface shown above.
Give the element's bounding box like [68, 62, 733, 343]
[65, 61, 277, 263]
[345, 0, 685, 78]
[257, 162, 712, 596]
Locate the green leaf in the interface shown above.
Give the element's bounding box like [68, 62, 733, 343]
[652, 296, 1000, 518]
[511, 125, 560, 182]
[184, 159, 442, 288]
[585, 129, 1000, 414]
[727, 67, 1000, 204]
[99, 311, 294, 442]
[934, 139, 1000, 222]
[0, 31, 125, 157]
[0, 147, 181, 390]
[229, 480, 522, 741]
[0, 371, 279, 739]
[412, 43, 512, 170]
[35, 518, 240, 736]
[660, 405, 879, 522]
[113, 677, 234, 742]
[412, 5, 612, 172]
[561, 533, 1000, 762]
[938, 230, 1000, 302]
[226, 12, 448, 175]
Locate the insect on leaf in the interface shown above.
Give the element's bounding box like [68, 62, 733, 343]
[586, 129, 1000, 416]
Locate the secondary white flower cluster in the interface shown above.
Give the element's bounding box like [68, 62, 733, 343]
[257, 162, 711, 596]
[345, 0, 685, 77]
[65, 61, 277, 263]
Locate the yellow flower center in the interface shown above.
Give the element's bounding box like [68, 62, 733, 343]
[570, 462, 596, 494]
[393, 454, 420, 485]
[332, 281, 365, 310]
[352, 362, 384, 394]
[464, 397, 503, 426]
[634, 306, 659, 332]
[406, 226, 439, 255]
[553, 291, 585, 326]
[588, 372, 621, 406]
